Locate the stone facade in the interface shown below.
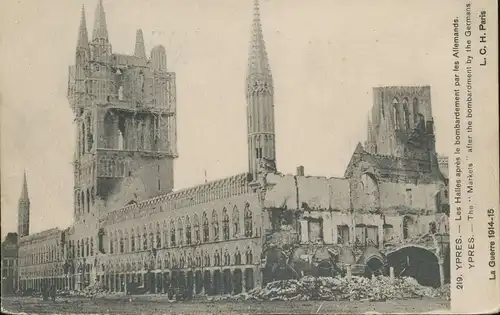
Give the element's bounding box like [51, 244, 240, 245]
[16, 0, 449, 296]
[1, 233, 19, 295]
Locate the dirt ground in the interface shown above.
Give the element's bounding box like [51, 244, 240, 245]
[1, 295, 450, 314]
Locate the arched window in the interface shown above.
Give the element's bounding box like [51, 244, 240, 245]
[392, 98, 400, 130]
[156, 223, 162, 249]
[193, 214, 200, 243]
[214, 249, 221, 266]
[119, 231, 124, 253]
[204, 250, 210, 267]
[212, 210, 219, 241]
[185, 217, 192, 245]
[246, 247, 253, 264]
[403, 98, 410, 129]
[360, 173, 378, 212]
[90, 237, 94, 256]
[170, 220, 176, 246]
[123, 231, 128, 253]
[177, 218, 184, 245]
[202, 212, 209, 243]
[163, 221, 168, 247]
[131, 229, 136, 252]
[235, 248, 242, 265]
[86, 188, 91, 213]
[412, 98, 419, 124]
[403, 216, 414, 239]
[232, 206, 240, 237]
[244, 203, 253, 237]
[149, 227, 154, 249]
[108, 233, 114, 254]
[222, 208, 230, 240]
[224, 249, 231, 265]
[142, 229, 148, 250]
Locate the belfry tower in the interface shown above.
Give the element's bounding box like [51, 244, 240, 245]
[18, 171, 30, 238]
[67, 0, 178, 223]
[246, 0, 277, 180]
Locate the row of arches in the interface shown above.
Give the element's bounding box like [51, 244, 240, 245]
[101, 246, 255, 273]
[107, 205, 254, 254]
[19, 244, 61, 267]
[67, 237, 95, 259]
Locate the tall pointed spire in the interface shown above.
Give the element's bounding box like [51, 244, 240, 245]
[134, 29, 146, 59]
[247, 0, 272, 79]
[92, 0, 108, 40]
[20, 170, 29, 201]
[77, 5, 89, 49]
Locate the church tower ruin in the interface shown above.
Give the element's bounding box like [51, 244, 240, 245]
[17, 171, 30, 238]
[67, 1, 178, 222]
[246, 0, 277, 180]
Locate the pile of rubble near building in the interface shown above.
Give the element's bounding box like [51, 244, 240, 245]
[221, 276, 450, 302]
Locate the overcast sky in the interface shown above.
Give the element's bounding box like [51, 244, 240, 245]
[0, 0, 458, 238]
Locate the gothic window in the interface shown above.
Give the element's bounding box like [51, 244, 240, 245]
[91, 187, 95, 205]
[204, 251, 210, 267]
[360, 173, 378, 212]
[149, 230, 154, 249]
[212, 210, 219, 241]
[156, 223, 161, 249]
[109, 233, 114, 254]
[142, 230, 148, 250]
[163, 222, 168, 247]
[245, 247, 253, 264]
[177, 218, 184, 245]
[187, 253, 193, 268]
[392, 98, 400, 130]
[86, 188, 91, 213]
[194, 214, 200, 243]
[185, 217, 192, 245]
[232, 206, 240, 237]
[223, 249, 231, 265]
[405, 188, 413, 206]
[131, 229, 136, 252]
[402, 216, 414, 239]
[234, 248, 242, 265]
[202, 212, 209, 243]
[214, 250, 221, 266]
[244, 203, 253, 237]
[412, 98, 419, 124]
[119, 231, 124, 253]
[123, 231, 128, 253]
[170, 220, 176, 246]
[222, 208, 230, 240]
[403, 99, 410, 129]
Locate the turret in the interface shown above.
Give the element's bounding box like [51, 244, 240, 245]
[90, 0, 112, 59]
[246, 0, 277, 180]
[134, 29, 146, 59]
[151, 45, 167, 71]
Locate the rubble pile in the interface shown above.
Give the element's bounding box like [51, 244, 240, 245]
[228, 276, 450, 302]
[77, 282, 108, 298]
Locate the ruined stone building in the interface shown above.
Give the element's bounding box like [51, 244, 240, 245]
[16, 0, 449, 296]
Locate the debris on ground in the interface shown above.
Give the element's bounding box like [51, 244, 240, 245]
[217, 276, 450, 302]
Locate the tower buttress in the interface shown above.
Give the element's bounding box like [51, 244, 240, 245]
[246, 0, 276, 180]
[18, 171, 30, 238]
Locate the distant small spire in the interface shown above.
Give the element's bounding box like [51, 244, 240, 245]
[77, 5, 89, 49]
[20, 170, 29, 201]
[247, 0, 272, 78]
[92, 0, 108, 40]
[134, 29, 146, 59]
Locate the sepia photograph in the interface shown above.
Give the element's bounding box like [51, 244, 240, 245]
[1, 0, 498, 314]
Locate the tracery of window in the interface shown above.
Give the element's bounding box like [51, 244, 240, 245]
[185, 217, 192, 245]
[222, 208, 230, 240]
[170, 220, 176, 246]
[193, 214, 200, 243]
[131, 230, 136, 252]
[244, 204, 253, 237]
[177, 218, 184, 245]
[212, 210, 219, 241]
[156, 223, 162, 249]
[163, 222, 168, 247]
[202, 212, 209, 243]
[232, 206, 240, 238]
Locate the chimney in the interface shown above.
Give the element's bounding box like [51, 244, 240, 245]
[296, 165, 305, 176]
